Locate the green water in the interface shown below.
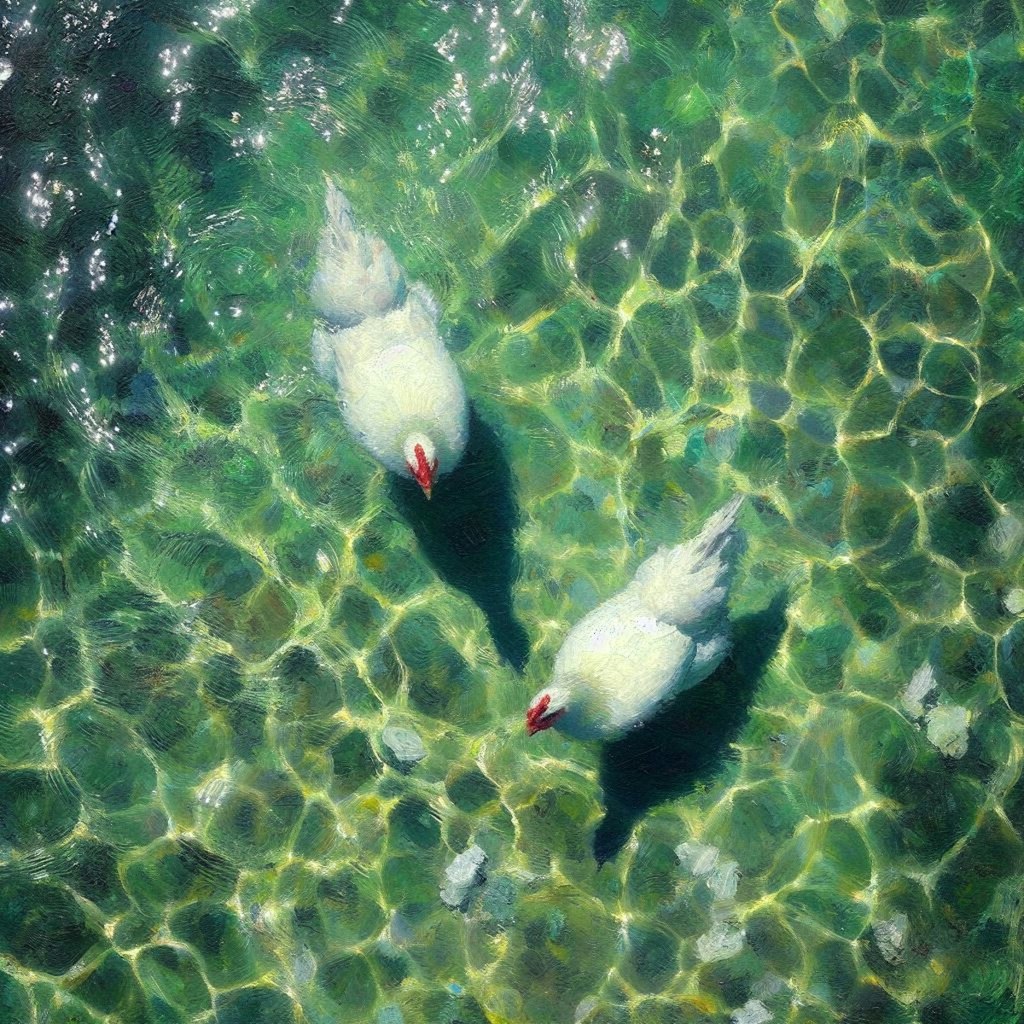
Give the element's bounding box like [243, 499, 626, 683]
[1, 0, 1024, 1021]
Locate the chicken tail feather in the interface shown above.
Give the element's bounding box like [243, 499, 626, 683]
[631, 495, 746, 630]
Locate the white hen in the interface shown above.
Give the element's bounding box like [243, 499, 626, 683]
[309, 181, 469, 497]
[527, 496, 746, 740]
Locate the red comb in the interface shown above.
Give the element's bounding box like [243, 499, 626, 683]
[527, 694, 555, 736]
[410, 443, 438, 492]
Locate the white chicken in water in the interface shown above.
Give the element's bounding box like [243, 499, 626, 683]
[527, 496, 746, 740]
[310, 181, 468, 498]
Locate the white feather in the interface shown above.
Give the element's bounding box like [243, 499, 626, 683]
[312, 286, 468, 476]
[629, 494, 744, 628]
[309, 183, 469, 482]
[309, 180, 404, 327]
[534, 497, 746, 740]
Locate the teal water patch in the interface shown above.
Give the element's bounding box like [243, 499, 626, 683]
[1, 0, 1023, 1021]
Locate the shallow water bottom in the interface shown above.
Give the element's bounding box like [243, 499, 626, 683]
[1, 0, 1023, 1022]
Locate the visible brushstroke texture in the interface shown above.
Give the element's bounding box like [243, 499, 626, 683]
[526, 496, 747, 739]
[439, 845, 488, 910]
[380, 725, 427, 770]
[0, 0, 1022, 1022]
[310, 184, 469, 491]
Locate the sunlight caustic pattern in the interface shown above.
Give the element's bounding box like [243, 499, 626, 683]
[0, 0, 1023, 1021]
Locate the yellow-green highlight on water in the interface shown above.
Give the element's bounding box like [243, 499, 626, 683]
[0, 0, 1023, 1022]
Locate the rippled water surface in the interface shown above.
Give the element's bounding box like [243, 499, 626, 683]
[1, 0, 1024, 1021]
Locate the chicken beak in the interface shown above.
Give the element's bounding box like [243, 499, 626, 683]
[407, 451, 438, 499]
[526, 696, 564, 736]
[527, 711, 562, 736]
